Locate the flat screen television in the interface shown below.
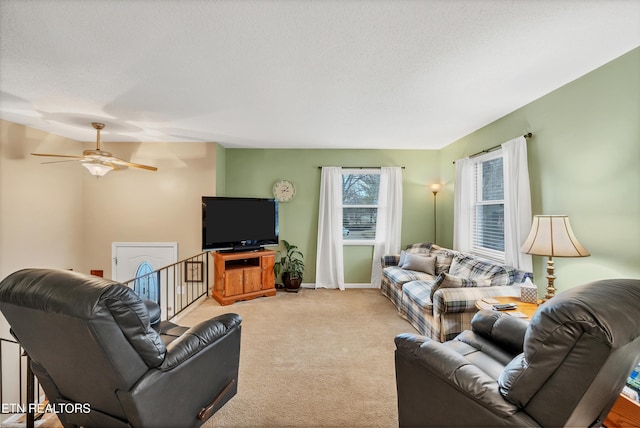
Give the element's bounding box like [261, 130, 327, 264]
[202, 196, 279, 251]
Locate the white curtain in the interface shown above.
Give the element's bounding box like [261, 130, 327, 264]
[315, 167, 345, 290]
[453, 156, 473, 252]
[502, 136, 533, 271]
[370, 167, 403, 288]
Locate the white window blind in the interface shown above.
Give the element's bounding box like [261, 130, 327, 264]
[341, 170, 380, 243]
[472, 152, 505, 262]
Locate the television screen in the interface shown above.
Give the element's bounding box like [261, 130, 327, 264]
[202, 197, 279, 251]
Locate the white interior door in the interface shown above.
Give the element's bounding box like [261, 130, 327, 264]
[112, 242, 178, 283]
[112, 242, 178, 319]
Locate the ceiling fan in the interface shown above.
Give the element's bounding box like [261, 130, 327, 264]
[32, 122, 158, 176]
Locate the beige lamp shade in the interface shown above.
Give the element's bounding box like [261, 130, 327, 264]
[520, 215, 590, 257]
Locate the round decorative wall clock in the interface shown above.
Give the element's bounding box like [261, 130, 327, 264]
[272, 179, 296, 202]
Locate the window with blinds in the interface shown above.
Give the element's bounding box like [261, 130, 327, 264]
[472, 152, 505, 262]
[342, 170, 380, 243]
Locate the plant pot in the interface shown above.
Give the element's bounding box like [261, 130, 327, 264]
[283, 273, 302, 292]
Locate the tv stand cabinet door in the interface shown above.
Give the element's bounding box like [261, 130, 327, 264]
[243, 266, 262, 293]
[262, 254, 275, 290]
[225, 269, 244, 296]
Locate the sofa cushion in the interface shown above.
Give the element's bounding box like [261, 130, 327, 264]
[400, 253, 436, 275]
[402, 280, 435, 311]
[430, 273, 492, 300]
[428, 245, 456, 275]
[382, 266, 436, 287]
[449, 254, 515, 286]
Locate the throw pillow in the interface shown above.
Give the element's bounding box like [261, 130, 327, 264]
[428, 245, 456, 275]
[430, 272, 492, 300]
[449, 254, 514, 286]
[400, 253, 436, 275]
[404, 242, 432, 254]
[398, 251, 407, 267]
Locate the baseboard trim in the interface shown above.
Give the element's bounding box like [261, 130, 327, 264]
[302, 283, 377, 289]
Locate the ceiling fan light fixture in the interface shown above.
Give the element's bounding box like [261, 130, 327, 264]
[82, 161, 113, 176]
[32, 122, 157, 173]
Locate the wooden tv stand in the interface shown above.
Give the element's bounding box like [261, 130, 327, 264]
[605, 393, 640, 427]
[212, 249, 276, 305]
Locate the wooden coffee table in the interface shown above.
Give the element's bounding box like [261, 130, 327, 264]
[475, 296, 540, 320]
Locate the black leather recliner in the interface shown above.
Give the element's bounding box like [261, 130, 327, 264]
[395, 278, 640, 427]
[0, 268, 242, 428]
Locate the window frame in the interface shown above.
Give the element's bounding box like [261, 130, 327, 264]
[341, 168, 381, 246]
[471, 151, 506, 263]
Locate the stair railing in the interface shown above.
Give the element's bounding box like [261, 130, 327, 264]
[0, 339, 44, 427]
[121, 252, 210, 321]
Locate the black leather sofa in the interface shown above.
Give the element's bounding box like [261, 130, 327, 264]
[395, 278, 640, 427]
[0, 268, 242, 428]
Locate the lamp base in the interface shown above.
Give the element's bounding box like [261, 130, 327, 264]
[543, 257, 556, 302]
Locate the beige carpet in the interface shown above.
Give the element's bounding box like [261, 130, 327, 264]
[177, 288, 417, 428]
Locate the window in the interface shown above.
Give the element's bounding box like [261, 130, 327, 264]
[134, 261, 159, 303]
[472, 152, 505, 261]
[454, 136, 531, 269]
[341, 170, 380, 243]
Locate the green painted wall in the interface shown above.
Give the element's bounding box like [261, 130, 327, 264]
[437, 47, 640, 292]
[224, 149, 439, 284]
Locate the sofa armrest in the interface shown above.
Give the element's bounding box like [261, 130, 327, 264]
[381, 254, 400, 268]
[160, 313, 241, 370]
[432, 285, 520, 315]
[513, 269, 533, 284]
[394, 333, 520, 418]
[470, 310, 527, 355]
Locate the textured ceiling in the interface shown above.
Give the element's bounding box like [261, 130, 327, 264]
[1, 0, 639, 149]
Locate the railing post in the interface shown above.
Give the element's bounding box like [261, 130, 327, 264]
[26, 354, 34, 428]
[155, 270, 162, 320]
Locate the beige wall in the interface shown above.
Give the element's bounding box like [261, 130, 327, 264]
[0, 120, 84, 345]
[0, 120, 84, 279]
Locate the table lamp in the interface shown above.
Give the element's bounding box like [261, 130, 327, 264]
[520, 215, 590, 301]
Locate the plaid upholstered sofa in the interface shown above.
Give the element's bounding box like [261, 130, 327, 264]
[381, 243, 532, 342]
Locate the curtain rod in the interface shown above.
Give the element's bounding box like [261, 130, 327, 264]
[452, 133, 532, 164]
[317, 166, 405, 169]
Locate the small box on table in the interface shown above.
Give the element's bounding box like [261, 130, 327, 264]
[520, 279, 538, 304]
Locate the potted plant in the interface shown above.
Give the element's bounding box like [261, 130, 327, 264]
[274, 240, 305, 292]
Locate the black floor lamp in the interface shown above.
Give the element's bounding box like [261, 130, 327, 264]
[430, 183, 441, 244]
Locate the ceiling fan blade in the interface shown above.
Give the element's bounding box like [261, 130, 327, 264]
[31, 153, 83, 159]
[109, 157, 158, 171]
[41, 159, 82, 164]
[100, 161, 121, 171]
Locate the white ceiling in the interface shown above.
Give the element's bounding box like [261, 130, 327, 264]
[1, 1, 639, 150]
